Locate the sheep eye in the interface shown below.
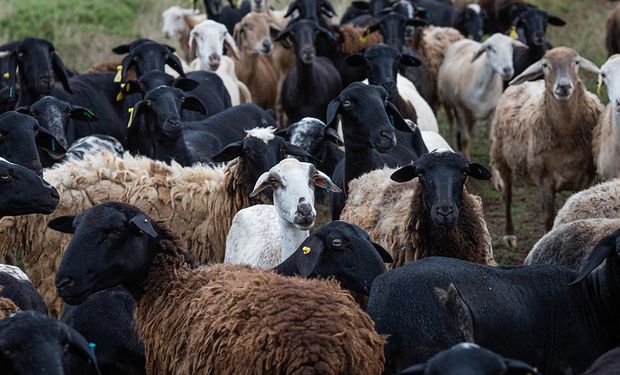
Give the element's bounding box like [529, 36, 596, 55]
[268, 176, 277, 184]
[145, 100, 152, 107]
[602, 73, 607, 79]
[331, 238, 344, 248]
[342, 100, 352, 108]
[542, 62, 549, 69]
[0, 173, 12, 182]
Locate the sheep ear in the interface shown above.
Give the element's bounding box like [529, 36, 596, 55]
[509, 60, 543, 86]
[324, 127, 344, 146]
[296, 236, 324, 277]
[467, 162, 491, 180]
[407, 18, 428, 27]
[61, 324, 102, 375]
[128, 101, 145, 130]
[112, 43, 132, 54]
[569, 230, 619, 285]
[504, 358, 540, 375]
[285, 142, 320, 161]
[471, 47, 486, 63]
[4, 51, 17, 102]
[164, 53, 186, 77]
[325, 98, 341, 129]
[547, 14, 566, 26]
[173, 78, 199, 92]
[275, 27, 292, 42]
[123, 80, 141, 95]
[212, 140, 244, 162]
[182, 96, 207, 114]
[400, 53, 421, 67]
[249, 171, 271, 197]
[385, 101, 411, 132]
[352, 1, 369, 9]
[48, 216, 76, 234]
[15, 106, 30, 114]
[579, 56, 600, 75]
[345, 53, 365, 67]
[52, 54, 73, 94]
[512, 40, 528, 49]
[120, 54, 135, 83]
[129, 214, 158, 238]
[372, 242, 393, 263]
[313, 170, 341, 192]
[363, 22, 380, 37]
[224, 33, 241, 61]
[69, 105, 98, 123]
[398, 364, 426, 375]
[390, 164, 417, 182]
[36, 126, 67, 157]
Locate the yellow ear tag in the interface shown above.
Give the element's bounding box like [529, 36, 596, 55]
[114, 65, 123, 83]
[597, 75, 603, 97]
[302, 246, 311, 255]
[2, 72, 9, 79]
[127, 107, 134, 128]
[509, 26, 518, 40]
[359, 35, 367, 44]
[116, 83, 126, 102]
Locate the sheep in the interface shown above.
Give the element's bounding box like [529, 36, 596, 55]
[367, 228, 620, 374]
[0, 135, 309, 316]
[438, 33, 527, 157]
[111, 39, 186, 83]
[410, 1, 486, 41]
[189, 20, 253, 105]
[554, 179, 620, 227]
[594, 55, 620, 180]
[399, 343, 540, 375]
[524, 218, 620, 270]
[606, 3, 620, 56]
[225, 159, 341, 269]
[53, 202, 386, 374]
[0, 264, 47, 314]
[582, 347, 620, 375]
[0, 50, 16, 113]
[491, 47, 603, 247]
[161, 6, 206, 61]
[232, 12, 279, 109]
[0, 311, 101, 374]
[0, 297, 18, 318]
[202, 0, 251, 34]
[410, 26, 464, 86]
[341, 150, 494, 268]
[64, 135, 124, 161]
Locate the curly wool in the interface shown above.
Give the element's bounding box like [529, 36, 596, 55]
[554, 179, 620, 227]
[0, 297, 18, 319]
[341, 168, 494, 268]
[413, 26, 464, 84]
[135, 224, 386, 375]
[0, 152, 266, 317]
[337, 24, 383, 55]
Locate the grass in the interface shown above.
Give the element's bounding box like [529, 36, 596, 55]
[0, 0, 615, 265]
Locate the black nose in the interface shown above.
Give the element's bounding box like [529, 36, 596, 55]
[382, 81, 396, 92]
[56, 277, 75, 290]
[50, 189, 59, 199]
[436, 206, 454, 217]
[294, 200, 314, 226]
[502, 67, 512, 76]
[168, 117, 181, 127]
[262, 40, 272, 52]
[380, 129, 393, 137]
[208, 53, 220, 63]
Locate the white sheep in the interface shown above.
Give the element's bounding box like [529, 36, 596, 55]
[225, 159, 340, 269]
[438, 33, 527, 157]
[188, 20, 252, 105]
[161, 6, 206, 62]
[594, 54, 620, 180]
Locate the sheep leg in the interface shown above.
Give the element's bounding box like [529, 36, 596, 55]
[446, 105, 456, 148]
[541, 181, 556, 232]
[502, 171, 517, 248]
[458, 107, 474, 159]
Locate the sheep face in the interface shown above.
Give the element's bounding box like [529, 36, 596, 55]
[204, 0, 224, 16]
[0, 112, 48, 175]
[251, 0, 268, 13]
[284, 117, 342, 156]
[17, 96, 98, 151]
[285, 0, 336, 21]
[0, 311, 100, 375]
[276, 20, 327, 65]
[119, 41, 179, 78]
[288, 220, 391, 293]
[471, 34, 525, 81]
[52, 203, 160, 305]
[599, 55, 620, 113]
[124, 71, 199, 97]
[0, 156, 59, 217]
[510, 6, 565, 47]
[391, 151, 491, 229]
[234, 13, 278, 55]
[161, 6, 196, 40]
[364, 13, 426, 51]
[190, 20, 239, 71]
[454, 4, 486, 42]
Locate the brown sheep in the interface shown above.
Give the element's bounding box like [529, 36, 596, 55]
[491, 47, 603, 247]
[53, 203, 386, 375]
[0, 297, 18, 319]
[606, 3, 620, 56]
[233, 12, 280, 110]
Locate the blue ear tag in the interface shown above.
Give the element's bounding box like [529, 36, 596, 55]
[304, 156, 309, 162]
[51, 139, 56, 153]
[89, 343, 96, 354]
[327, 32, 334, 40]
[8, 86, 13, 98]
[389, 115, 394, 128]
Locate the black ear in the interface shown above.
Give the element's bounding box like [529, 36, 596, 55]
[363, 21, 380, 37]
[400, 53, 421, 67]
[15, 106, 30, 114]
[390, 164, 416, 182]
[52, 54, 73, 94]
[164, 53, 186, 77]
[120, 54, 135, 83]
[182, 96, 207, 114]
[36, 126, 67, 157]
[128, 100, 146, 130]
[296, 237, 324, 277]
[352, 1, 369, 10]
[212, 140, 244, 162]
[372, 242, 393, 263]
[112, 42, 133, 55]
[274, 128, 288, 138]
[325, 127, 344, 146]
[325, 98, 341, 129]
[5, 51, 17, 102]
[48, 215, 76, 234]
[284, 2, 298, 18]
[468, 162, 491, 180]
[69, 106, 99, 123]
[129, 213, 158, 238]
[345, 53, 365, 67]
[504, 358, 541, 375]
[61, 325, 102, 375]
[174, 78, 200, 92]
[275, 28, 292, 42]
[398, 364, 426, 375]
[570, 229, 620, 285]
[547, 14, 566, 26]
[320, 0, 337, 17]
[285, 142, 320, 161]
[123, 80, 141, 95]
[406, 18, 428, 27]
[385, 101, 410, 132]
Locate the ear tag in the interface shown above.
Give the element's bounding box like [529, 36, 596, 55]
[509, 26, 518, 40]
[116, 83, 127, 102]
[359, 35, 367, 44]
[8, 86, 13, 98]
[114, 65, 123, 83]
[389, 115, 395, 128]
[89, 343, 96, 355]
[127, 107, 134, 128]
[51, 139, 56, 153]
[2, 72, 9, 79]
[597, 75, 603, 97]
[83, 110, 94, 120]
[327, 32, 334, 40]
[303, 246, 311, 255]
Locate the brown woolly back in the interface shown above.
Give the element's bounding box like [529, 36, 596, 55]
[0, 297, 18, 319]
[86, 61, 121, 73]
[337, 24, 383, 55]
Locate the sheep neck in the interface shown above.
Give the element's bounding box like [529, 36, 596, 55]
[295, 57, 315, 93]
[278, 216, 309, 261]
[542, 80, 587, 131]
[343, 146, 384, 195]
[16, 70, 42, 107]
[468, 54, 501, 115]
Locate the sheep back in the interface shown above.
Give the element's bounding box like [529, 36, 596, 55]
[0, 297, 18, 319]
[338, 24, 383, 55]
[416, 26, 464, 81]
[554, 179, 620, 227]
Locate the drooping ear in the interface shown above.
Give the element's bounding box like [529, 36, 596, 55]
[504, 358, 541, 375]
[313, 169, 341, 192]
[173, 77, 199, 92]
[547, 14, 566, 26]
[363, 21, 380, 37]
[285, 142, 320, 161]
[120, 54, 135, 83]
[181, 96, 207, 114]
[400, 53, 421, 67]
[249, 171, 271, 197]
[51, 54, 73, 94]
[212, 140, 244, 162]
[324, 127, 344, 146]
[407, 18, 428, 27]
[296, 236, 324, 277]
[385, 100, 411, 132]
[320, 0, 337, 18]
[274, 128, 288, 138]
[579, 56, 600, 75]
[4, 51, 17, 101]
[123, 80, 141, 95]
[509, 60, 543, 86]
[36, 126, 67, 158]
[128, 100, 146, 129]
[325, 97, 341, 129]
[398, 364, 426, 375]
[69, 105, 99, 123]
[467, 162, 491, 180]
[352, 1, 369, 10]
[224, 33, 241, 60]
[512, 40, 528, 49]
[284, 2, 298, 18]
[48, 215, 76, 234]
[345, 53, 365, 67]
[164, 53, 186, 77]
[471, 46, 486, 63]
[129, 213, 158, 238]
[15, 106, 30, 114]
[372, 241, 393, 263]
[275, 26, 292, 42]
[233, 22, 245, 49]
[569, 229, 620, 285]
[390, 164, 417, 182]
[189, 31, 198, 56]
[61, 324, 102, 375]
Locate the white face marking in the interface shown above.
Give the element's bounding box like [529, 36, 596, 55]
[0, 264, 30, 282]
[162, 6, 195, 39]
[601, 56, 620, 112]
[269, 159, 317, 228]
[190, 20, 228, 71]
[481, 34, 517, 79]
[245, 126, 276, 144]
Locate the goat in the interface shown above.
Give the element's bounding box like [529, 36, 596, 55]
[202, 0, 251, 34]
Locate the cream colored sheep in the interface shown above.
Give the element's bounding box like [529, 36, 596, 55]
[554, 179, 620, 227]
[413, 26, 464, 85]
[593, 54, 620, 180]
